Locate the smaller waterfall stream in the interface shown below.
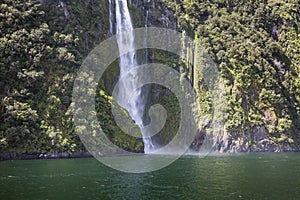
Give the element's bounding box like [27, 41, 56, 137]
[143, 10, 149, 64]
[108, 0, 114, 35]
[145, 10, 149, 27]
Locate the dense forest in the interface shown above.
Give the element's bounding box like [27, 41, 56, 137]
[0, 0, 299, 156]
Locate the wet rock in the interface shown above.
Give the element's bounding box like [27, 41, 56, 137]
[210, 125, 299, 153]
[58, 1, 70, 19]
[0, 153, 12, 160]
[190, 116, 210, 151]
[69, 152, 92, 158]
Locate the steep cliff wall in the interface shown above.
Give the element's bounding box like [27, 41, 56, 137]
[1, 0, 299, 157]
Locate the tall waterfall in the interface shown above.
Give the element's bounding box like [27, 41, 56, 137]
[114, 0, 154, 153]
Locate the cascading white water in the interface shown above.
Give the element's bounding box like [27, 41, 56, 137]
[114, 0, 154, 153]
[143, 10, 149, 64]
[145, 10, 149, 28]
[108, 0, 113, 35]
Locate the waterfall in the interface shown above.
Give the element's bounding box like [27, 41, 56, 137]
[114, 0, 154, 153]
[143, 10, 149, 64]
[145, 10, 149, 28]
[108, 0, 114, 35]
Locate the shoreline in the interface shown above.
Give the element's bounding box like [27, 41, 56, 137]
[0, 152, 93, 161]
[1, 150, 299, 161]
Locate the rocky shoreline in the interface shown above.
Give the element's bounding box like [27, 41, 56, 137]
[0, 152, 93, 161]
[212, 126, 300, 153]
[1, 121, 298, 161]
[0, 151, 149, 161]
[1, 149, 299, 161]
[190, 117, 300, 154]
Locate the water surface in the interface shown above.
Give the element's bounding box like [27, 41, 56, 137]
[0, 153, 299, 199]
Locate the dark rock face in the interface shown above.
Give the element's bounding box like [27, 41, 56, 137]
[190, 116, 211, 152]
[190, 116, 299, 153]
[211, 126, 299, 153]
[0, 153, 13, 160]
[190, 128, 205, 152]
[128, 0, 177, 29]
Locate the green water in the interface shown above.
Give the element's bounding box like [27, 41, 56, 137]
[0, 153, 299, 200]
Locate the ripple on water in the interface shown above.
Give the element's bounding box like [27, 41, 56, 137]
[0, 154, 299, 199]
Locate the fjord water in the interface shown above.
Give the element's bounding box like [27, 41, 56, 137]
[1, 153, 299, 199]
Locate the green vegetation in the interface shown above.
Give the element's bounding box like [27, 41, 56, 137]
[0, 0, 299, 155]
[0, 0, 110, 154]
[160, 0, 300, 147]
